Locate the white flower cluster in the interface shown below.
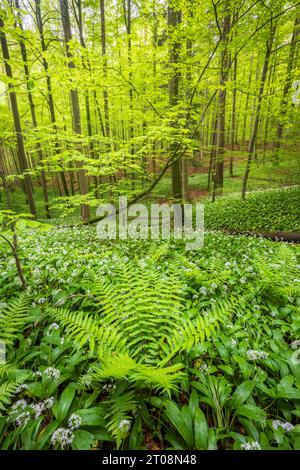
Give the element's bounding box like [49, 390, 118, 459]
[102, 382, 115, 392]
[246, 350, 269, 361]
[241, 441, 261, 450]
[16, 411, 31, 427]
[48, 323, 60, 334]
[15, 384, 28, 393]
[33, 371, 42, 378]
[11, 399, 27, 413]
[51, 428, 75, 449]
[50, 412, 82, 449]
[199, 363, 209, 374]
[10, 397, 55, 426]
[272, 420, 294, 433]
[68, 414, 82, 431]
[118, 419, 131, 434]
[44, 367, 61, 379]
[30, 397, 55, 418]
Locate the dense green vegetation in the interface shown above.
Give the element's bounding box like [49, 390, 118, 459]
[204, 187, 300, 232]
[0, 225, 300, 450]
[0, 0, 300, 453]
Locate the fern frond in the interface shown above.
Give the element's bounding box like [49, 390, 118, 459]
[105, 388, 138, 448]
[93, 260, 184, 364]
[88, 353, 184, 393]
[56, 260, 230, 392]
[0, 378, 23, 413]
[0, 295, 31, 347]
[50, 307, 127, 356]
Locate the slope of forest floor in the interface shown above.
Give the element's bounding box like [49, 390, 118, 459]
[0, 211, 300, 449]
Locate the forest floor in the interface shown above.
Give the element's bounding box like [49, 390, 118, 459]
[0, 149, 300, 450]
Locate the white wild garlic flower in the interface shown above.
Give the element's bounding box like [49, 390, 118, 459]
[68, 414, 82, 431]
[241, 441, 261, 450]
[246, 350, 269, 361]
[44, 367, 61, 379]
[51, 428, 74, 449]
[118, 419, 131, 434]
[272, 420, 294, 433]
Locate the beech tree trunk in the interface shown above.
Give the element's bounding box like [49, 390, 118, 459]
[59, 0, 90, 222]
[242, 24, 276, 200]
[168, 4, 182, 201]
[273, 14, 300, 163]
[213, 3, 231, 194]
[0, 16, 36, 217]
[35, 0, 69, 198]
[15, 0, 50, 218]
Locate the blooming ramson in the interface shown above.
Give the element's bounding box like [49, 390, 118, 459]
[43, 397, 55, 408]
[30, 397, 55, 418]
[15, 384, 28, 393]
[241, 441, 261, 450]
[200, 287, 208, 295]
[246, 350, 269, 361]
[199, 363, 209, 374]
[48, 323, 60, 333]
[16, 411, 31, 427]
[44, 367, 61, 379]
[33, 371, 42, 378]
[272, 420, 294, 433]
[11, 399, 27, 413]
[118, 419, 131, 434]
[51, 428, 74, 449]
[30, 402, 44, 418]
[68, 413, 82, 431]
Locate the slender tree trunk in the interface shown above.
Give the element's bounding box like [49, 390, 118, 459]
[35, 0, 69, 198]
[273, 14, 300, 163]
[262, 53, 277, 163]
[168, 4, 182, 201]
[229, 55, 237, 176]
[0, 147, 12, 209]
[59, 0, 90, 222]
[242, 25, 276, 199]
[213, 4, 231, 196]
[241, 55, 253, 147]
[74, 0, 100, 195]
[14, 0, 50, 218]
[208, 107, 218, 194]
[100, 0, 110, 141]
[123, 0, 135, 189]
[100, 0, 116, 191]
[0, 16, 36, 217]
[182, 3, 194, 202]
[152, 3, 158, 176]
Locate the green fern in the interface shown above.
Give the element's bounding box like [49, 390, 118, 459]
[0, 295, 31, 347]
[0, 378, 23, 413]
[50, 259, 230, 391]
[81, 353, 184, 393]
[0, 363, 31, 414]
[105, 387, 138, 449]
[254, 245, 300, 297]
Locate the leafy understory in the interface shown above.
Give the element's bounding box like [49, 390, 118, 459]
[0, 224, 299, 450]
